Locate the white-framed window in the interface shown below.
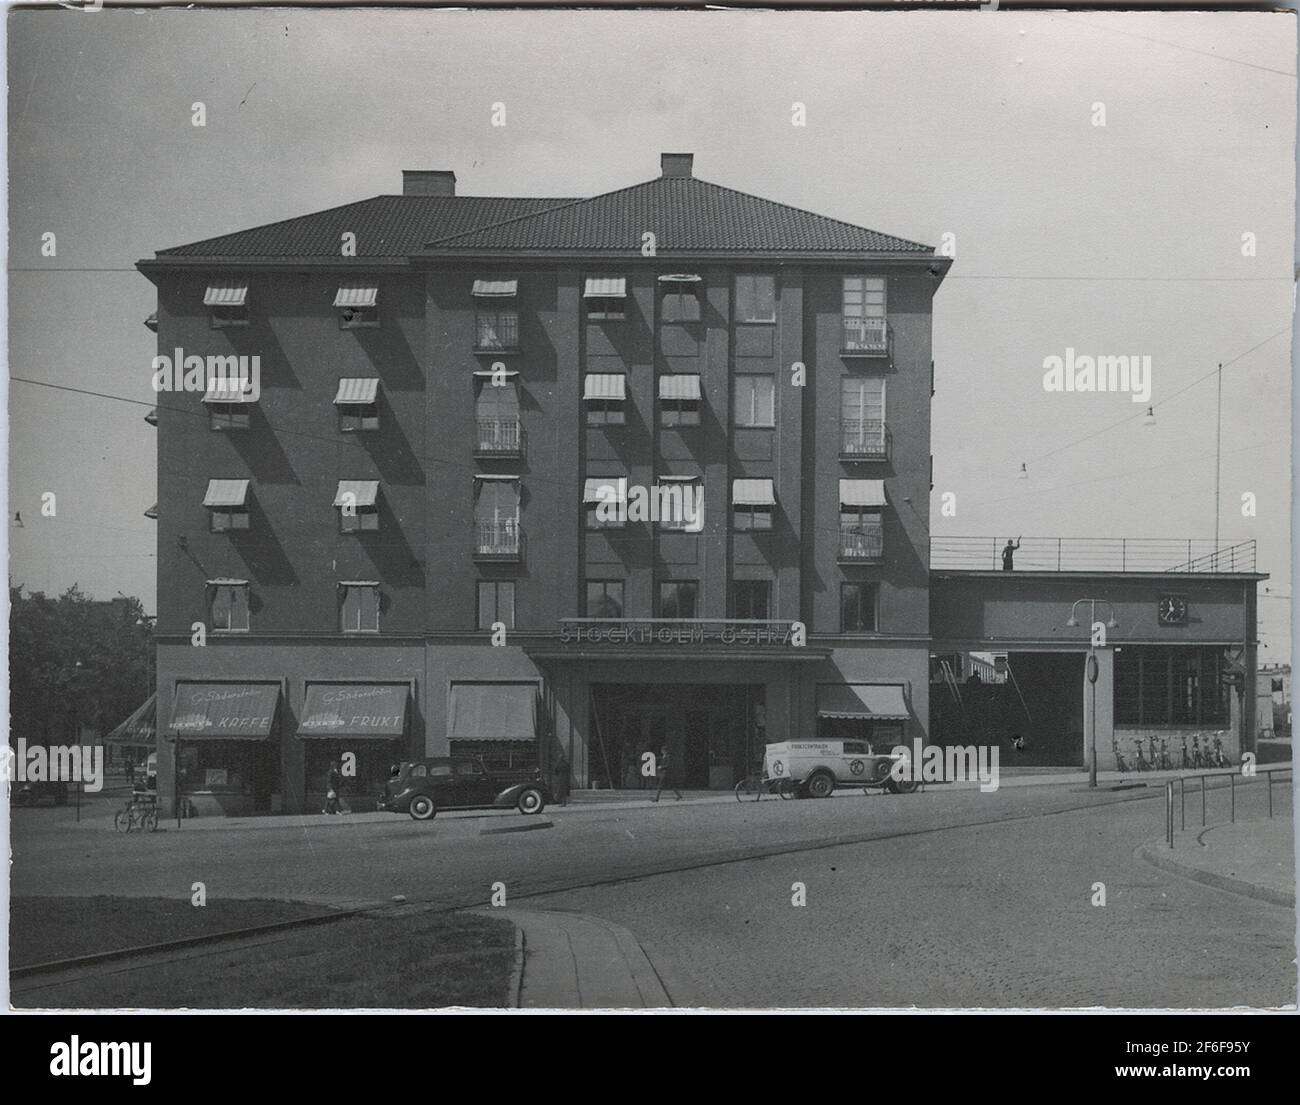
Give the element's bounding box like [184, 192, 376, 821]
[584, 276, 627, 321]
[209, 581, 250, 632]
[843, 276, 886, 320]
[335, 481, 380, 533]
[340, 583, 380, 633]
[205, 281, 250, 328]
[735, 274, 776, 323]
[734, 375, 775, 428]
[335, 283, 380, 329]
[840, 377, 886, 456]
[334, 379, 381, 431]
[204, 479, 251, 532]
[473, 279, 520, 350]
[477, 581, 516, 630]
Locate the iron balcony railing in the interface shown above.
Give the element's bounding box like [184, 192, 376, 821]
[842, 317, 889, 355]
[474, 312, 519, 351]
[474, 519, 523, 560]
[839, 522, 885, 562]
[840, 418, 888, 459]
[475, 417, 525, 458]
[930, 536, 1257, 573]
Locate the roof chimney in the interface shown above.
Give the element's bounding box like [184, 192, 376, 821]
[660, 152, 694, 179]
[402, 170, 457, 197]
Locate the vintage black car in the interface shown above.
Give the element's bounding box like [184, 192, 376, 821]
[377, 756, 550, 820]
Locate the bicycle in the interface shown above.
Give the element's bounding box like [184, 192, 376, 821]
[1133, 740, 1151, 772]
[1190, 734, 1205, 770]
[1112, 740, 1129, 774]
[114, 792, 159, 833]
[1210, 732, 1232, 769]
[1179, 735, 1192, 770]
[733, 773, 797, 801]
[1157, 737, 1172, 772]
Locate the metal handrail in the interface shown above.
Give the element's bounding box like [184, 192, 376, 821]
[1164, 765, 1292, 848]
[931, 536, 1256, 574]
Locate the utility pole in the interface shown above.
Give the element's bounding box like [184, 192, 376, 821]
[1214, 361, 1222, 566]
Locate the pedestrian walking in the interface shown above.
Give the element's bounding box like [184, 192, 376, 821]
[323, 759, 345, 815]
[651, 746, 682, 802]
[1001, 536, 1021, 571]
[553, 752, 571, 806]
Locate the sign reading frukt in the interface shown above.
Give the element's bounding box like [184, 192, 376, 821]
[559, 620, 807, 646]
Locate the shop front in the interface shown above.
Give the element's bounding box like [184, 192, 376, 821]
[297, 682, 411, 812]
[168, 681, 282, 816]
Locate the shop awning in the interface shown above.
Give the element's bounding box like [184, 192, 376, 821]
[203, 479, 249, 508]
[105, 693, 157, 748]
[297, 684, 408, 739]
[334, 283, 378, 309]
[203, 378, 254, 403]
[584, 477, 627, 503]
[203, 280, 248, 307]
[472, 278, 517, 297]
[448, 683, 538, 742]
[839, 479, 887, 508]
[816, 684, 909, 721]
[733, 478, 775, 506]
[334, 480, 379, 508]
[169, 683, 280, 739]
[583, 374, 626, 400]
[658, 374, 701, 400]
[584, 276, 627, 298]
[657, 273, 702, 283]
[333, 378, 379, 404]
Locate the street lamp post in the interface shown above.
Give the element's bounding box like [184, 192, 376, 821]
[1066, 599, 1119, 789]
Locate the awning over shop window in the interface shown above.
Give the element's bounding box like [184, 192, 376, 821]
[297, 684, 408, 739]
[583, 374, 626, 400]
[816, 684, 909, 721]
[584, 277, 627, 298]
[106, 692, 157, 748]
[334, 480, 379, 508]
[169, 683, 280, 739]
[839, 479, 887, 508]
[448, 683, 538, 742]
[658, 374, 701, 400]
[732, 478, 775, 506]
[334, 284, 378, 309]
[203, 378, 255, 403]
[472, 279, 518, 297]
[583, 477, 627, 503]
[203, 280, 248, 307]
[203, 479, 249, 507]
[333, 378, 379, 404]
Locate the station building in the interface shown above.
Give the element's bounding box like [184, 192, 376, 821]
[137, 153, 1262, 815]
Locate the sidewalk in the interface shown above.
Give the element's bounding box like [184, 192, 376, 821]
[1138, 816, 1295, 907]
[478, 908, 672, 1009]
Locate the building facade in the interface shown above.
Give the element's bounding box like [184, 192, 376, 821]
[140, 154, 948, 814]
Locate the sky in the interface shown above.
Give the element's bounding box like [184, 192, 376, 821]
[4, 8, 1295, 658]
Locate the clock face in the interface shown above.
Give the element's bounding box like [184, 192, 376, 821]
[1158, 594, 1188, 625]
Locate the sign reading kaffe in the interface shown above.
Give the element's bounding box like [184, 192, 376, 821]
[558, 619, 806, 647]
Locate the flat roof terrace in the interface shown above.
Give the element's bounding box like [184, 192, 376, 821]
[930, 537, 1259, 576]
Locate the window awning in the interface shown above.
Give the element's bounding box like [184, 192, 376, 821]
[733, 478, 775, 506]
[297, 684, 408, 739]
[334, 283, 378, 309]
[203, 479, 249, 508]
[657, 273, 703, 283]
[472, 368, 519, 378]
[144, 312, 158, 333]
[584, 277, 627, 298]
[448, 683, 538, 742]
[334, 480, 379, 508]
[584, 477, 627, 503]
[473, 473, 519, 482]
[839, 479, 887, 507]
[203, 280, 248, 307]
[657, 474, 699, 482]
[816, 684, 909, 721]
[472, 278, 518, 297]
[206, 577, 248, 586]
[169, 683, 280, 740]
[105, 692, 156, 748]
[203, 378, 254, 403]
[658, 374, 701, 400]
[333, 378, 380, 405]
[583, 374, 626, 400]
[144, 504, 158, 520]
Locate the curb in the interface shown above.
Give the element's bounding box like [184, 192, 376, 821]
[507, 924, 526, 1009]
[1136, 843, 1295, 908]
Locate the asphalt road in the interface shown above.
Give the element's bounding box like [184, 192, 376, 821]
[10, 783, 1295, 1008]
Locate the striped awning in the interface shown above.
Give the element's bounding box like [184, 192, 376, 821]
[105, 693, 157, 748]
[333, 378, 380, 405]
[169, 683, 280, 740]
[817, 684, 909, 721]
[203, 479, 249, 508]
[472, 278, 518, 297]
[658, 374, 701, 400]
[733, 478, 775, 506]
[840, 479, 887, 507]
[448, 683, 538, 742]
[334, 480, 379, 508]
[584, 477, 627, 504]
[298, 684, 408, 739]
[144, 312, 158, 333]
[203, 280, 248, 307]
[203, 378, 254, 403]
[334, 283, 378, 309]
[144, 504, 158, 520]
[584, 277, 627, 298]
[657, 273, 703, 283]
[583, 374, 626, 400]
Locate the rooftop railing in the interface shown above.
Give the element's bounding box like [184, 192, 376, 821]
[931, 537, 1256, 574]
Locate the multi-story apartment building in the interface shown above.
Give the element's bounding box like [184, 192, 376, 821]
[137, 152, 950, 813]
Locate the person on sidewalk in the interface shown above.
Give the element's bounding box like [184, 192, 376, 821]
[553, 752, 571, 806]
[651, 746, 682, 803]
[323, 760, 345, 815]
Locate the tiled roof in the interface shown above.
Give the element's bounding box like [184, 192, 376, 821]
[423, 176, 934, 255]
[155, 196, 576, 258]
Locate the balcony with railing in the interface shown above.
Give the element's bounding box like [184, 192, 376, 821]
[841, 316, 889, 357]
[839, 522, 885, 563]
[840, 418, 889, 460]
[475, 417, 525, 459]
[930, 537, 1258, 574]
[474, 519, 524, 561]
[474, 312, 519, 353]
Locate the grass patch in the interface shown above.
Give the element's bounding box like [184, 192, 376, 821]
[10, 896, 337, 968]
[12, 900, 515, 1009]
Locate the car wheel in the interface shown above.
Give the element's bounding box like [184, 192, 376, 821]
[893, 779, 919, 794]
[408, 795, 436, 820]
[517, 788, 545, 815]
[807, 772, 836, 799]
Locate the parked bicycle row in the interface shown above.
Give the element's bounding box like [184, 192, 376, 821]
[1112, 732, 1232, 773]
